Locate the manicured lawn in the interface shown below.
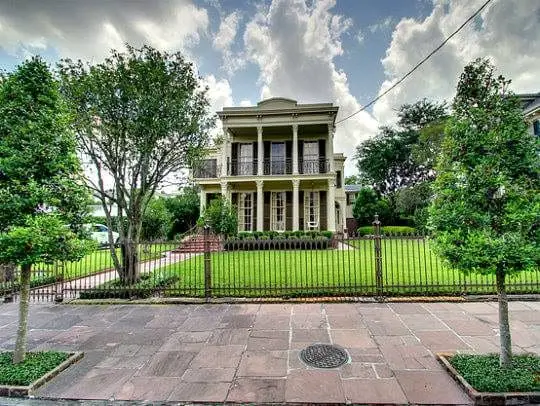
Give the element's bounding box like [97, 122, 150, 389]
[157, 239, 540, 297]
[450, 354, 540, 392]
[0, 351, 70, 386]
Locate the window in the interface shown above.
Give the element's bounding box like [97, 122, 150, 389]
[346, 192, 357, 206]
[302, 141, 319, 174]
[238, 193, 253, 231]
[239, 143, 253, 175]
[534, 120, 540, 137]
[271, 142, 286, 174]
[336, 171, 342, 188]
[271, 192, 286, 231]
[304, 191, 320, 230]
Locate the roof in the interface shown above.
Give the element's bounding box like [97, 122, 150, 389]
[218, 97, 339, 117]
[344, 184, 362, 193]
[516, 92, 540, 116]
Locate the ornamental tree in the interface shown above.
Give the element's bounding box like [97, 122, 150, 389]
[0, 58, 93, 363]
[429, 59, 539, 367]
[59, 45, 213, 284]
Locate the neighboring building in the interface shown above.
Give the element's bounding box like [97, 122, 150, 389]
[517, 92, 540, 136]
[192, 98, 347, 233]
[344, 184, 362, 234]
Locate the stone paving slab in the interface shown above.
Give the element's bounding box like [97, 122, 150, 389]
[0, 301, 537, 404]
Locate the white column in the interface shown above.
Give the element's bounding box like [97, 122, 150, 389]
[292, 179, 300, 231]
[221, 125, 229, 177]
[257, 126, 263, 176]
[327, 178, 336, 232]
[327, 123, 335, 173]
[292, 124, 298, 175]
[256, 180, 264, 231]
[342, 199, 347, 235]
[200, 190, 206, 213]
[220, 181, 228, 201]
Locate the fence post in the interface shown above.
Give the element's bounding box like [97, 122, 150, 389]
[203, 226, 212, 300]
[54, 262, 64, 303]
[372, 215, 384, 298]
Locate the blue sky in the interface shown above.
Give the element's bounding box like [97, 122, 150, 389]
[0, 0, 538, 174]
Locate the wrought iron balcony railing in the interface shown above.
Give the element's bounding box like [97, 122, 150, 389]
[228, 159, 258, 176]
[192, 159, 219, 178]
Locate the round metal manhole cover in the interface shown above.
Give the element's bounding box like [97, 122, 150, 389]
[299, 344, 349, 369]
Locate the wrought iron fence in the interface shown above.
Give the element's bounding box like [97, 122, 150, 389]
[1, 225, 539, 302]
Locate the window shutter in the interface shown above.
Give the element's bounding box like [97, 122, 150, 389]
[231, 143, 238, 175]
[298, 140, 304, 173]
[252, 192, 257, 230]
[319, 140, 326, 173]
[253, 142, 258, 175]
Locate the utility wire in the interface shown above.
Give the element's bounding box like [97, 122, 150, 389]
[336, 0, 493, 125]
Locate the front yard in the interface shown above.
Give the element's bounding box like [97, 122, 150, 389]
[152, 239, 540, 298]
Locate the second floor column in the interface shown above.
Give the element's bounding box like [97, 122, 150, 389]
[221, 125, 229, 177]
[292, 124, 298, 175]
[257, 126, 263, 176]
[292, 179, 300, 231]
[256, 180, 264, 231]
[327, 123, 335, 173]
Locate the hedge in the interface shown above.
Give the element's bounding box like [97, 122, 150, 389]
[224, 237, 332, 251]
[357, 225, 417, 236]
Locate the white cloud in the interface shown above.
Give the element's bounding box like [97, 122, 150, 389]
[368, 16, 394, 33]
[356, 30, 365, 45]
[0, 0, 209, 61]
[244, 0, 378, 174]
[373, 0, 540, 124]
[213, 11, 246, 76]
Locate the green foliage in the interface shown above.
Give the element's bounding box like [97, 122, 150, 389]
[352, 188, 391, 225]
[163, 187, 200, 238]
[344, 175, 361, 185]
[0, 351, 70, 386]
[79, 271, 179, 299]
[59, 45, 213, 281]
[450, 354, 540, 392]
[0, 57, 93, 266]
[200, 198, 237, 236]
[357, 226, 416, 236]
[429, 58, 540, 276]
[234, 231, 333, 240]
[141, 198, 172, 241]
[355, 99, 447, 196]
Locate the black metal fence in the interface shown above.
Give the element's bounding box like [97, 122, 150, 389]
[1, 226, 539, 302]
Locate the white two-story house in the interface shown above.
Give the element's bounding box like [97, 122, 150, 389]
[192, 98, 347, 233]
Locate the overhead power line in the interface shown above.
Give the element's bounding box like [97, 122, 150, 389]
[336, 0, 493, 125]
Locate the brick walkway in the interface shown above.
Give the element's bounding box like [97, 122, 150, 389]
[0, 301, 538, 404]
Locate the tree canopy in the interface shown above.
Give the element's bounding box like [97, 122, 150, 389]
[59, 45, 214, 283]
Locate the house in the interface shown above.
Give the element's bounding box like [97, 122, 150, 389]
[192, 98, 347, 233]
[517, 92, 540, 136]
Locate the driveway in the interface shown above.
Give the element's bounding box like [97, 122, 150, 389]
[0, 301, 537, 404]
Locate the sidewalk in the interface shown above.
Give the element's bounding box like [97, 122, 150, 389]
[0, 301, 537, 404]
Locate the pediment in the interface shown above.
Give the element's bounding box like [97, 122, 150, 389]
[257, 97, 298, 109]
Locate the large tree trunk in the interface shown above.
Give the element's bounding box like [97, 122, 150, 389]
[120, 240, 139, 284]
[496, 269, 512, 367]
[13, 264, 31, 364]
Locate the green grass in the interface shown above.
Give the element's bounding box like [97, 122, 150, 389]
[0, 243, 177, 294]
[450, 354, 540, 392]
[0, 352, 70, 386]
[156, 239, 540, 298]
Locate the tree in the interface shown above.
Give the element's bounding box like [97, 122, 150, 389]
[141, 198, 172, 241]
[59, 45, 214, 284]
[355, 100, 448, 195]
[199, 198, 237, 236]
[344, 175, 361, 185]
[0, 58, 93, 363]
[429, 58, 539, 367]
[163, 187, 200, 239]
[352, 188, 391, 225]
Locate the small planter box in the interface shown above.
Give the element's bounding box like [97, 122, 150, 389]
[0, 352, 83, 397]
[437, 353, 540, 406]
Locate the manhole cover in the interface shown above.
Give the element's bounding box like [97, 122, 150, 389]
[299, 344, 349, 369]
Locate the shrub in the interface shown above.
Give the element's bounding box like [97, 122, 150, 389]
[357, 225, 416, 236]
[352, 188, 392, 224]
[200, 198, 237, 237]
[321, 231, 333, 239]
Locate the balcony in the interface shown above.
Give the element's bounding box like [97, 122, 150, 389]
[299, 158, 329, 174]
[263, 158, 292, 175]
[228, 159, 258, 176]
[193, 159, 219, 179]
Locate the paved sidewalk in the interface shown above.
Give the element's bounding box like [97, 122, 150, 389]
[0, 301, 538, 404]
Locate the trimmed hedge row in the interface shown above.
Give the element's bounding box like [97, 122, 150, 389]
[224, 237, 332, 251]
[357, 225, 417, 236]
[236, 230, 333, 240]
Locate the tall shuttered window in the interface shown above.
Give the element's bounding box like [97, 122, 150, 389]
[304, 191, 320, 230]
[238, 193, 253, 231]
[271, 192, 286, 231]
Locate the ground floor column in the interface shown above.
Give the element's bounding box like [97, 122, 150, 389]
[292, 179, 300, 231]
[256, 180, 264, 231]
[327, 178, 336, 232]
[220, 181, 229, 201]
[341, 199, 347, 235]
[199, 190, 206, 213]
